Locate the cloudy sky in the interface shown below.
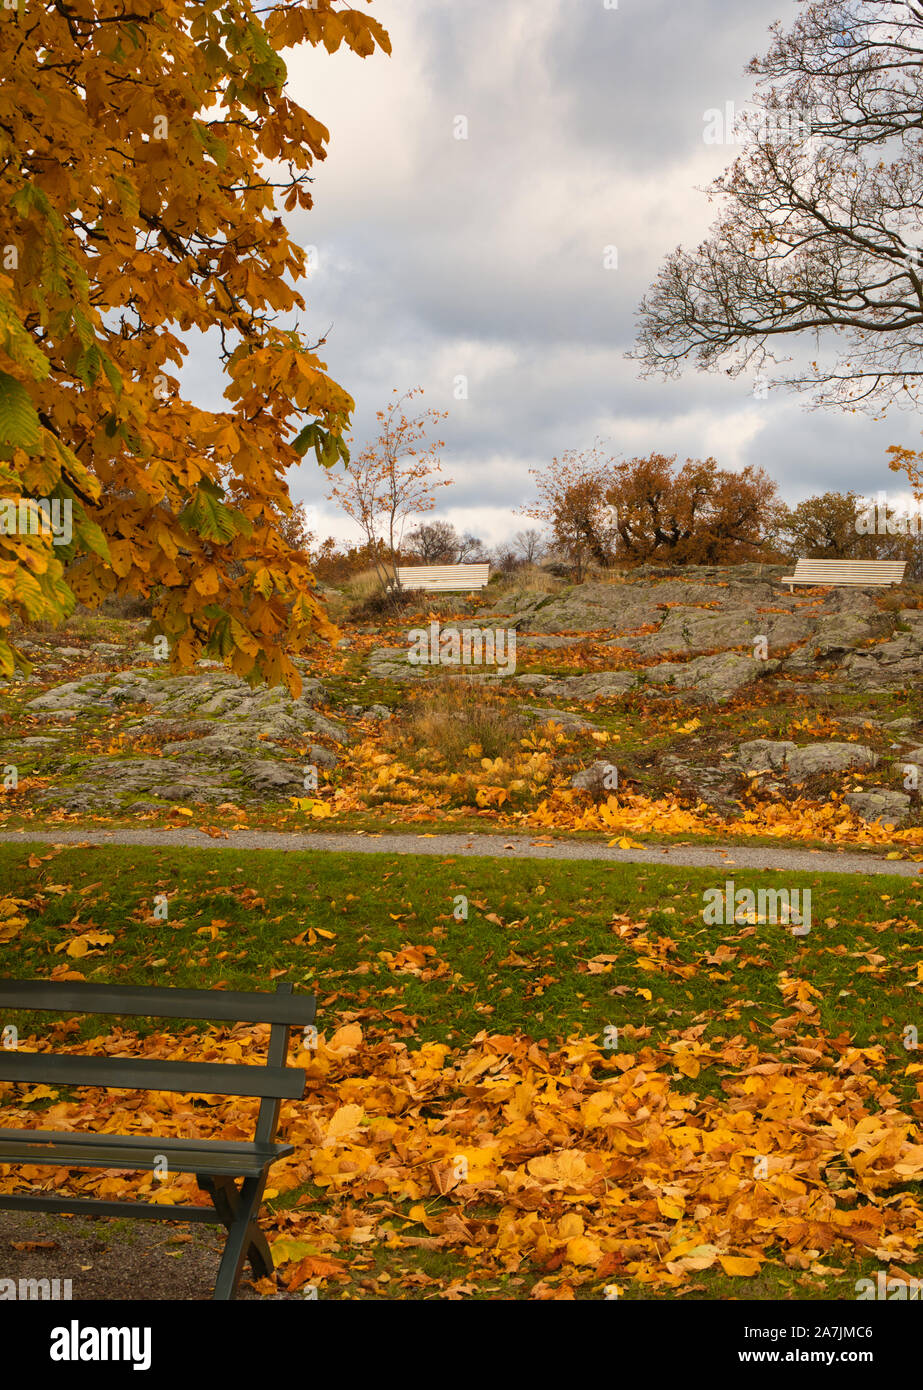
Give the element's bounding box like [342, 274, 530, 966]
[188, 0, 923, 549]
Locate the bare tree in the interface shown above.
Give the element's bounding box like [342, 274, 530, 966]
[633, 2, 923, 412]
[514, 527, 546, 563]
[406, 520, 458, 563]
[492, 544, 521, 574]
[455, 531, 487, 562]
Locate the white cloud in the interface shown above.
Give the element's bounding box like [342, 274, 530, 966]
[180, 0, 917, 548]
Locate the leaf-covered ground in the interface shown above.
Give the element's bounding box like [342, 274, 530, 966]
[1, 843, 922, 1299]
[2, 583, 923, 856]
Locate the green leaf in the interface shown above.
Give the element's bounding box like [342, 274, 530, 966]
[191, 120, 229, 168]
[73, 512, 111, 562]
[292, 422, 317, 456]
[0, 371, 41, 449]
[100, 352, 123, 400]
[0, 295, 50, 381]
[178, 488, 240, 543]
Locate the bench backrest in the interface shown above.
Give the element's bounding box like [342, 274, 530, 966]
[791, 559, 906, 584]
[0, 981, 315, 1143]
[395, 563, 490, 591]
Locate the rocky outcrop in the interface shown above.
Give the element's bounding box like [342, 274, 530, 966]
[845, 788, 912, 824]
[738, 739, 879, 778]
[18, 669, 344, 812]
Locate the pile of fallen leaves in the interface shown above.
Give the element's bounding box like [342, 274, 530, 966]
[2, 1018, 922, 1297]
[521, 787, 923, 849]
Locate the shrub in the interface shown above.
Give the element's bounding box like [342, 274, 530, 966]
[387, 680, 530, 765]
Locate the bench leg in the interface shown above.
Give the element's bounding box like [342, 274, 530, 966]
[197, 1174, 273, 1299]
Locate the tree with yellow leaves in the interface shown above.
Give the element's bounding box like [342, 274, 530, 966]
[0, 0, 389, 690]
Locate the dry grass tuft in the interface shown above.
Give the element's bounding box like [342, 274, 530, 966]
[388, 679, 530, 764]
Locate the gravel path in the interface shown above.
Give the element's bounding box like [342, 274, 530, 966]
[0, 1211, 296, 1300]
[0, 826, 919, 876]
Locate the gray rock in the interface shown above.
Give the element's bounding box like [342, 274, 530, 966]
[155, 782, 202, 802]
[900, 746, 923, 767]
[647, 652, 780, 702]
[129, 718, 218, 739]
[845, 789, 912, 825]
[526, 706, 601, 733]
[786, 742, 879, 779]
[571, 760, 620, 795]
[27, 680, 103, 711]
[510, 673, 552, 690]
[365, 704, 393, 720]
[307, 744, 339, 770]
[738, 740, 797, 772]
[297, 710, 350, 742]
[160, 735, 245, 762]
[617, 607, 809, 657]
[244, 760, 303, 792]
[517, 634, 584, 651]
[540, 671, 637, 699]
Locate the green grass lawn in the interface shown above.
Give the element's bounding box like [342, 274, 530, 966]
[1, 842, 922, 1300]
[0, 842, 919, 1052]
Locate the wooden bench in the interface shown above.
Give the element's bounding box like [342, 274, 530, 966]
[394, 563, 490, 592]
[0, 979, 315, 1300]
[781, 559, 907, 591]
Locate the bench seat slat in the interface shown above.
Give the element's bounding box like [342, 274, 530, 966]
[395, 563, 490, 592]
[0, 1052, 305, 1099]
[0, 1130, 291, 1178]
[783, 559, 906, 588]
[0, 979, 316, 1027]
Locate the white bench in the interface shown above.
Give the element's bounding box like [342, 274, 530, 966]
[395, 563, 491, 592]
[781, 559, 907, 591]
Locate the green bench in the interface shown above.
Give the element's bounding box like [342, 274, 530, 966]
[0, 978, 315, 1300]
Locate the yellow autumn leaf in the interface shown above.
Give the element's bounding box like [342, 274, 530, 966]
[18, 1085, 58, 1104]
[565, 1235, 602, 1266]
[55, 931, 114, 958]
[323, 1103, 364, 1145]
[269, 1238, 318, 1267]
[325, 1023, 363, 1055]
[582, 1091, 618, 1128]
[719, 1255, 762, 1277]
